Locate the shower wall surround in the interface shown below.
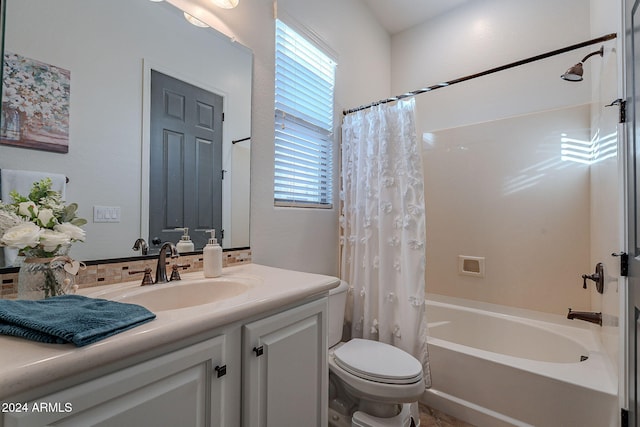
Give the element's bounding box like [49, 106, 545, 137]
[422, 105, 591, 315]
[389, 0, 618, 312]
[389, 0, 621, 374]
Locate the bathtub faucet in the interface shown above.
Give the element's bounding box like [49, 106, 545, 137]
[567, 308, 602, 326]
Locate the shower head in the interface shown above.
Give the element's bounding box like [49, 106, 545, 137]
[561, 46, 604, 82]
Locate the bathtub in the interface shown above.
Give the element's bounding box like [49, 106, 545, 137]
[423, 295, 618, 427]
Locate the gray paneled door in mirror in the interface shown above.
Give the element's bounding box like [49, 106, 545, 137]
[149, 70, 223, 252]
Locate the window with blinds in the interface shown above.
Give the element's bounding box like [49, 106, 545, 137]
[274, 19, 336, 208]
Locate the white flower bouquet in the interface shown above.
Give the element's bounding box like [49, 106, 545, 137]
[0, 178, 86, 258]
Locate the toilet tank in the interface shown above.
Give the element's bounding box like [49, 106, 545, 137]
[328, 280, 349, 347]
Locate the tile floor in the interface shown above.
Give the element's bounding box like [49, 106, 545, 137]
[418, 403, 475, 427]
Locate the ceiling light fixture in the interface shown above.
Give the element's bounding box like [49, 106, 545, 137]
[211, 0, 239, 9]
[183, 12, 209, 28]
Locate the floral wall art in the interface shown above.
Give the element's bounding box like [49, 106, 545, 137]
[1, 52, 70, 153]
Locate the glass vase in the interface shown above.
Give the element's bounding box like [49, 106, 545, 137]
[17, 248, 74, 300]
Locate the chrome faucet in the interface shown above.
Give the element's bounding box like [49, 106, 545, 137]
[132, 238, 149, 255]
[155, 242, 179, 284]
[567, 308, 602, 326]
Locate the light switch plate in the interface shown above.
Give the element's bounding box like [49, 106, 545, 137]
[93, 206, 121, 223]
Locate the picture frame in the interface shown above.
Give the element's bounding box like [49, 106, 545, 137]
[1, 52, 70, 153]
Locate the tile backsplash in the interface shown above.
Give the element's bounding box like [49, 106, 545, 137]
[0, 249, 251, 299]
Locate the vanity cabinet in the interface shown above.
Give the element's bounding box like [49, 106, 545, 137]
[2, 335, 229, 427]
[242, 298, 327, 427]
[1, 296, 327, 427]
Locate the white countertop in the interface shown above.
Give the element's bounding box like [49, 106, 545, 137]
[0, 263, 340, 400]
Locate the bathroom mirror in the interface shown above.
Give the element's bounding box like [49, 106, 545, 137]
[0, 0, 252, 268]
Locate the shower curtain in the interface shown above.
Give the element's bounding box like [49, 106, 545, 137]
[340, 98, 430, 387]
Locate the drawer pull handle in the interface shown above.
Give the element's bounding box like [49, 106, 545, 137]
[253, 346, 264, 357]
[215, 365, 227, 378]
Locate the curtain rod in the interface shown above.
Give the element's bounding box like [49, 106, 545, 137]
[232, 136, 251, 144]
[343, 32, 617, 116]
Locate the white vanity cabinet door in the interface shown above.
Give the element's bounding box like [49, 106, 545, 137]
[242, 297, 327, 427]
[3, 335, 228, 427]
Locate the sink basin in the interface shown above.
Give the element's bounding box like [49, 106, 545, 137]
[112, 280, 249, 311]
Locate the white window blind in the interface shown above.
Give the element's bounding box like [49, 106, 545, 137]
[274, 19, 336, 208]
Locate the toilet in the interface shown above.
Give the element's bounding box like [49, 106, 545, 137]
[328, 281, 424, 427]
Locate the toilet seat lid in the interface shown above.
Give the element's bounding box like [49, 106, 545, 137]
[333, 339, 423, 384]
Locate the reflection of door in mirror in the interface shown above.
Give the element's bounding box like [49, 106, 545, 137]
[149, 70, 223, 252]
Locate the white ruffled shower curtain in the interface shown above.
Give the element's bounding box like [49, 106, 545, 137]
[340, 98, 430, 387]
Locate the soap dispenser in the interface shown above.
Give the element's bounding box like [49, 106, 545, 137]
[203, 229, 222, 278]
[176, 227, 195, 254]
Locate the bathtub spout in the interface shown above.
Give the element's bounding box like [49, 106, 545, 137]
[567, 308, 602, 326]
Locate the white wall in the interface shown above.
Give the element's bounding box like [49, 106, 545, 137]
[391, 0, 593, 130]
[172, 0, 391, 275]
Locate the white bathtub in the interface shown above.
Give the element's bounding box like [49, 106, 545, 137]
[423, 295, 618, 427]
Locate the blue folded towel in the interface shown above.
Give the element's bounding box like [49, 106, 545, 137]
[0, 295, 156, 347]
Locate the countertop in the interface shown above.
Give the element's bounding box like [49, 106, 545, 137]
[0, 263, 340, 400]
